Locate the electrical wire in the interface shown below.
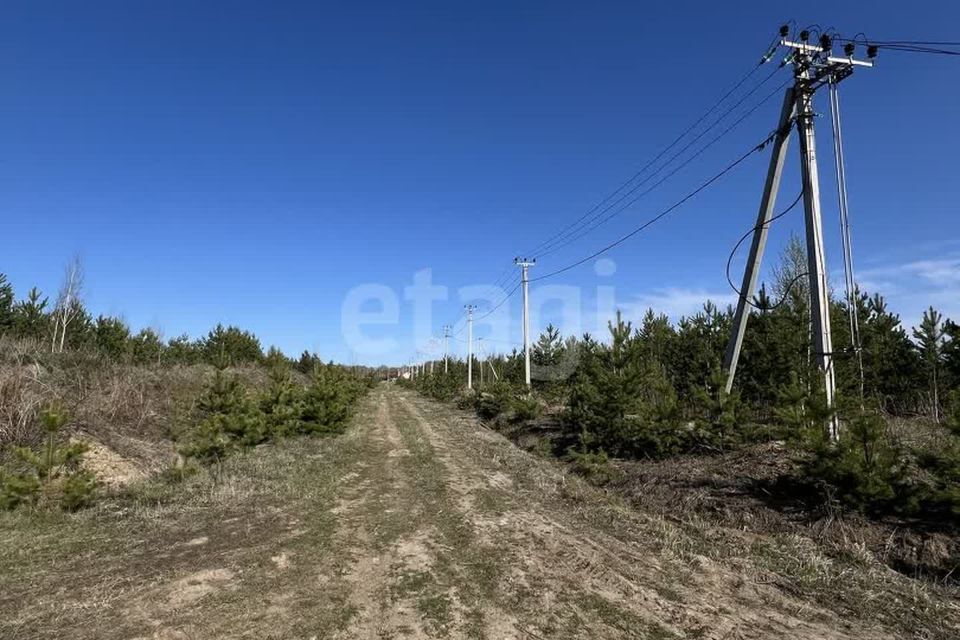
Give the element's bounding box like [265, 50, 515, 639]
[828, 79, 866, 400]
[724, 190, 804, 310]
[833, 36, 960, 56]
[523, 45, 782, 260]
[535, 76, 793, 261]
[532, 66, 789, 260]
[474, 280, 522, 321]
[528, 128, 781, 284]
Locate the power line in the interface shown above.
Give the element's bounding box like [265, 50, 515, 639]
[724, 189, 804, 309]
[530, 64, 788, 260]
[522, 44, 782, 260]
[529, 129, 781, 284]
[474, 280, 522, 321]
[535, 75, 792, 260]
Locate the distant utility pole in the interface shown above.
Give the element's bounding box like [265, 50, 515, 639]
[443, 325, 451, 374]
[465, 305, 475, 390]
[724, 27, 875, 441]
[515, 257, 536, 387]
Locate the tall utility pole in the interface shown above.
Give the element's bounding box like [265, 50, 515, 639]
[443, 325, 450, 373]
[515, 257, 536, 387]
[465, 305, 475, 390]
[723, 27, 874, 441]
[723, 87, 795, 391]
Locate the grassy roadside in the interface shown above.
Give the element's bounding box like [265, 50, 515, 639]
[403, 389, 960, 640]
[0, 411, 366, 640]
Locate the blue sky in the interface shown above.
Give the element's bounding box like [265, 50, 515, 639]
[1, 1, 958, 365]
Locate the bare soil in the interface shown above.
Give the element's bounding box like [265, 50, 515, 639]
[2, 385, 958, 639]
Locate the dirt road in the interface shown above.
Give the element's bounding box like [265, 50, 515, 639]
[2, 385, 899, 639]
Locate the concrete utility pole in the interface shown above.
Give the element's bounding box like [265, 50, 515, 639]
[723, 88, 795, 392]
[443, 325, 451, 374]
[515, 257, 536, 387]
[724, 27, 874, 441]
[465, 305, 475, 390]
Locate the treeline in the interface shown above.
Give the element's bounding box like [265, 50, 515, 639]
[0, 270, 330, 370]
[0, 266, 375, 511]
[402, 240, 960, 523]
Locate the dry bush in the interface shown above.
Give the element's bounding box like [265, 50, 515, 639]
[0, 344, 279, 477]
[0, 367, 47, 449]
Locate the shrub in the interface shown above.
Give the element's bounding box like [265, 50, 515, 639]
[180, 368, 266, 462]
[779, 380, 910, 515]
[475, 382, 511, 420]
[564, 316, 684, 458]
[201, 324, 263, 366]
[0, 406, 97, 510]
[691, 366, 743, 451]
[566, 431, 620, 485]
[914, 391, 960, 520]
[510, 392, 542, 423]
[299, 366, 355, 435]
[260, 364, 304, 437]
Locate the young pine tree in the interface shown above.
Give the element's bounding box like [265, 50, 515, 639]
[260, 360, 304, 437]
[300, 366, 352, 434]
[913, 307, 946, 422]
[0, 406, 97, 510]
[181, 365, 267, 462]
[0, 273, 14, 335]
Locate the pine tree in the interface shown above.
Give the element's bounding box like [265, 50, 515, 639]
[532, 324, 564, 369]
[260, 361, 304, 437]
[693, 366, 741, 451]
[1, 406, 97, 510]
[859, 294, 921, 412]
[13, 287, 50, 342]
[166, 334, 202, 365]
[300, 366, 353, 434]
[297, 350, 322, 374]
[565, 312, 681, 457]
[202, 324, 263, 365]
[670, 302, 730, 397]
[131, 328, 164, 364]
[913, 307, 946, 422]
[95, 315, 131, 360]
[531, 324, 571, 397]
[182, 366, 267, 462]
[942, 319, 960, 392]
[0, 273, 14, 336]
[637, 308, 674, 373]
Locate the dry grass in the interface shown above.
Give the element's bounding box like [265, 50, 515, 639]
[0, 338, 274, 476]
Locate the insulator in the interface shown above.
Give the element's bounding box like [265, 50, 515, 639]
[779, 24, 790, 38]
[800, 30, 809, 42]
[867, 45, 879, 58]
[844, 42, 855, 57]
[820, 35, 832, 51]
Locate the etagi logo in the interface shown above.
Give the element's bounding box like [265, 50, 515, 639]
[340, 258, 622, 380]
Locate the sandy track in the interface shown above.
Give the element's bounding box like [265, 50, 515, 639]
[328, 386, 889, 639]
[3, 385, 901, 639]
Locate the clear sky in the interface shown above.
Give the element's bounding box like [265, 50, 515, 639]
[2, 1, 958, 365]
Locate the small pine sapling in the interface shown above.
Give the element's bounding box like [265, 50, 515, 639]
[0, 406, 97, 510]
